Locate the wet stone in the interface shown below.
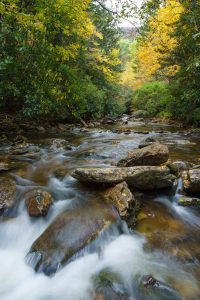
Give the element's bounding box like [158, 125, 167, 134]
[94, 271, 129, 300]
[9, 144, 40, 156]
[28, 202, 119, 275]
[49, 139, 74, 152]
[139, 275, 182, 300]
[25, 189, 53, 217]
[182, 168, 200, 196]
[178, 196, 200, 207]
[72, 166, 176, 190]
[141, 275, 160, 288]
[104, 182, 135, 218]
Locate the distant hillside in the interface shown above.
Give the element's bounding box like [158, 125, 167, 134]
[119, 27, 139, 39]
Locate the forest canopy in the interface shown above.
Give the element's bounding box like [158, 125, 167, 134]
[0, 0, 200, 125]
[132, 0, 200, 125]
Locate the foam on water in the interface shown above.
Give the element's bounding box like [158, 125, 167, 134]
[0, 206, 199, 300]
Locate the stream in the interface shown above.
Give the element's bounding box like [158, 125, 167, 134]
[0, 119, 200, 300]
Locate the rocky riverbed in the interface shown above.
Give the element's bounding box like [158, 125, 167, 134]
[0, 116, 200, 300]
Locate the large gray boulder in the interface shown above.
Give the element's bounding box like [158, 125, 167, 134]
[182, 167, 200, 196]
[117, 142, 169, 167]
[28, 202, 119, 275]
[72, 166, 176, 190]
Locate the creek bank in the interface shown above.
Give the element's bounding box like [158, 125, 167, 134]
[0, 111, 189, 138]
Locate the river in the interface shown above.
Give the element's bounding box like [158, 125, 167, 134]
[0, 119, 200, 300]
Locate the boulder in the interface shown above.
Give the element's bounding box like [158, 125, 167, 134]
[24, 189, 53, 217]
[182, 168, 200, 195]
[49, 139, 73, 152]
[27, 202, 119, 275]
[9, 144, 40, 156]
[141, 275, 160, 288]
[72, 166, 176, 190]
[178, 196, 200, 207]
[140, 275, 182, 300]
[0, 177, 17, 214]
[117, 142, 169, 167]
[138, 137, 157, 149]
[104, 182, 135, 218]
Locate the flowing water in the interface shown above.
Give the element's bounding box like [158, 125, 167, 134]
[0, 119, 200, 300]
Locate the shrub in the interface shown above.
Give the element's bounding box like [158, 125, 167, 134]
[132, 81, 174, 117]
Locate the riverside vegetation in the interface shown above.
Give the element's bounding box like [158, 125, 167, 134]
[1, 0, 200, 125]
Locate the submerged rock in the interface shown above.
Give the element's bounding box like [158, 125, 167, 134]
[104, 182, 135, 218]
[25, 189, 53, 217]
[182, 167, 200, 196]
[0, 177, 17, 214]
[117, 142, 169, 167]
[140, 275, 182, 300]
[178, 196, 200, 207]
[141, 275, 160, 288]
[72, 166, 176, 190]
[28, 202, 119, 275]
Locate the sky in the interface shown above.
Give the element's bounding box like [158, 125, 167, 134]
[106, 0, 143, 27]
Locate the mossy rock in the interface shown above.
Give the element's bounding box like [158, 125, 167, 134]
[178, 196, 200, 207]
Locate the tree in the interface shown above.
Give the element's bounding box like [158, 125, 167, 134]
[0, 0, 126, 119]
[134, 0, 184, 83]
[167, 0, 200, 124]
